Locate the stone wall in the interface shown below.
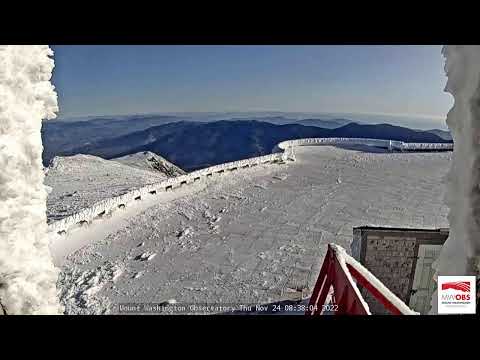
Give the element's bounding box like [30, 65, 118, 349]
[351, 226, 448, 314]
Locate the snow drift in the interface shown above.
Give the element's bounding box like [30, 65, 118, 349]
[431, 45, 480, 313]
[0, 46, 63, 314]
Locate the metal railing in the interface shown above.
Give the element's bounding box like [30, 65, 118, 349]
[306, 244, 418, 315]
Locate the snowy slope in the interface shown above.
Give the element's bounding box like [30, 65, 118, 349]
[112, 151, 186, 177]
[51, 145, 451, 314]
[45, 154, 165, 222]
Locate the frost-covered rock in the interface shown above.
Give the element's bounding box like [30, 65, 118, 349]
[112, 151, 186, 177]
[135, 252, 156, 261]
[177, 227, 193, 239]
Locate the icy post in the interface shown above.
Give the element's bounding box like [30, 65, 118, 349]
[430, 46, 480, 314]
[0, 46, 64, 314]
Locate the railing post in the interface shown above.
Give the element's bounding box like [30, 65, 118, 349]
[307, 246, 334, 314]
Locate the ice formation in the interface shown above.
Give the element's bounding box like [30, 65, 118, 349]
[0, 46, 63, 314]
[431, 45, 480, 313]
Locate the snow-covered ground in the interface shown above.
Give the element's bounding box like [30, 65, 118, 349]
[45, 154, 168, 222]
[51, 145, 451, 314]
[112, 151, 186, 177]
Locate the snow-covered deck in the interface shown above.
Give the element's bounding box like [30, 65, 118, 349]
[52, 145, 451, 314]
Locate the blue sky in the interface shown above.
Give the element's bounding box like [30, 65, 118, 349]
[51, 45, 452, 124]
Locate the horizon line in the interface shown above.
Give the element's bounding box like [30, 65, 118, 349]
[55, 110, 447, 121]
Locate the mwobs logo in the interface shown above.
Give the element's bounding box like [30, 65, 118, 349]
[438, 276, 476, 314]
[441, 281, 470, 292]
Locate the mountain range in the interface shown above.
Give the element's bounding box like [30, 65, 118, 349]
[423, 129, 452, 141]
[42, 119, 451, 172]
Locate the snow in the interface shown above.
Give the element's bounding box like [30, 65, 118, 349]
[46, 137, 452, 239]
[48, 178, 209, 265]
[45, 154, 165, 222]
[46, 151, 284, 236]
[177, 227, 192, 239]
[112, 151, 186, 177]
[430, 45, 480, 314]
[400, 143, 453, 151]
[0, 46, 455, 315]
[58, 261, 123, 315]
[273, 174, 288, 181]
[135, 252, 156, 261]
[52, 145, 450, 314]
[0, 45, 63, 314]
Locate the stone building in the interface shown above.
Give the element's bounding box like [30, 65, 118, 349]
[351, 226, 449, 314]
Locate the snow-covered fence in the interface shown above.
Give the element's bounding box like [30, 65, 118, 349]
[399, 142, 453, 151]
[47, 137, 452, 235]
[276, 137, 453, 153]
[47, 152, 286, 235]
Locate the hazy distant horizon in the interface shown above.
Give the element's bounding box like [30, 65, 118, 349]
[54, 110, 449, 131]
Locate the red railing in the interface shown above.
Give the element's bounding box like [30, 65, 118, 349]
[306, 244, 417, 315]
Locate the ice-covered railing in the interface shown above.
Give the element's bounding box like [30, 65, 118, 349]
[47, 152, 285, 234]
[306, 243, 418, 315]
[400, 142, 453, 151]
[276, 137, 453, 154]
[48, 137, 452, 235]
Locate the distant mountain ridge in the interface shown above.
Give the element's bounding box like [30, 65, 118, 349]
[294, 118, 354, 129]
[330, 122, 448, 142]
[424, 129, 452, 141]
[231, 116, 356, 128]
[41, 115, 183, 164]
[52, 120, 450, 171]
[42, 114, 450, 166]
